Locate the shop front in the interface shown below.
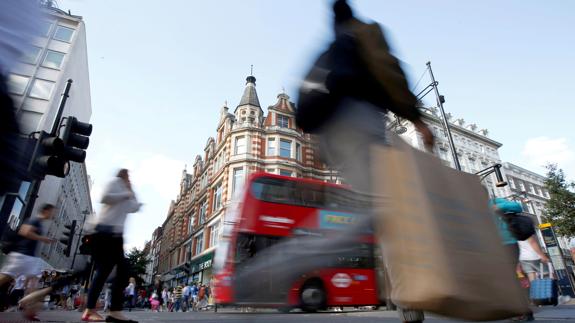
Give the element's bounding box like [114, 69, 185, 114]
[189, 251, 215, 285]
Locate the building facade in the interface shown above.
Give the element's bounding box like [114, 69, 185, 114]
[0, 3, 93, 270]
[391, 107, 504, 192]
[148, 226, 163, 285]
[499, 162, 550, 223]
[157, 75, 332, 286]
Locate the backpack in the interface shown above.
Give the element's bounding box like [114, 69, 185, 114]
[502, 212, 536, 241]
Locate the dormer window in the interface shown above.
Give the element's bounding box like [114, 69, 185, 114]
[277, 114, 289, 128]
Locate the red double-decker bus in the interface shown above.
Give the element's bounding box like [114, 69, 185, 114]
[213, 173, 385, 312]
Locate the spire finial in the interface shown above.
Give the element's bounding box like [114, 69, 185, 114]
[224, 100, 228, 106]
[250, 64, 253, 76]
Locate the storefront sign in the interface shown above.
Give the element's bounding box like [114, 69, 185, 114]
[175, 271, 186, 279]
[190, 252, 214, 273]
[539, 223, 575, 297]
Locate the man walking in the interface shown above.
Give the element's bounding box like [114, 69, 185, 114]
[0, 203, 56, 320]
[181, 284, 191, 312]
[172, 284, 183, 312]
[297, 1, 433, 322]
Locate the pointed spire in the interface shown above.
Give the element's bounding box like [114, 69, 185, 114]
[219, 101, 230, 125]
[237, 73, 260, 108]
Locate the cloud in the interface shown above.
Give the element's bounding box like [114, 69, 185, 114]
[522, 137, 575, 176]
[130, 154, 185, 200]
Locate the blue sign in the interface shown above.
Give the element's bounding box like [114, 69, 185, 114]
[540, 224, 575, 298]
[319, 210, 357, 230]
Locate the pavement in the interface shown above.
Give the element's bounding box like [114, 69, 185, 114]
[1, 306, 574, 323]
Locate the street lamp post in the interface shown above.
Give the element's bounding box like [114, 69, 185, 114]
[426, 62, 461, 171]
[409, 62, 461, 170]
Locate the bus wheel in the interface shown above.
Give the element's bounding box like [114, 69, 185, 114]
[300, 281, 326, 313]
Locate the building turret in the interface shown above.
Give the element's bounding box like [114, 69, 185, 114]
[235, 74, 263, 126]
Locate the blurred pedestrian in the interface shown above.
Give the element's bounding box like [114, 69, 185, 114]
[125, 277, 136, 312]
[149, 292, 159, 312]
[0, 0, 43, 197]
[297, 1, 433, 322]
[80, 169, 142, 323]
[182, 284, 190, 312]
[161, 287, 168, 312]
[519, 236, 550, 282]
[8, 275, 26, 308]
[0, 203, 56, 320]
[172, 284, 183, 312]
[190, 283, 198, 311]
[490, 198, 535, 322]
[197, 284, 208, 310]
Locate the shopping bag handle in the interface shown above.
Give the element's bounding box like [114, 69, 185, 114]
[538, 262, 555, 279]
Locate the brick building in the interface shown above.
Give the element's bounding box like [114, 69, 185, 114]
[157, 75, 333, 286]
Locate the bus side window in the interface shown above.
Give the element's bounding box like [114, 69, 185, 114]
[299, 184, 325, 208]
[252, 179, 299, 205]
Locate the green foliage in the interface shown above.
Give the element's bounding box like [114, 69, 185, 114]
[543, 164, 575, 236]
[126, 246, 151, 287]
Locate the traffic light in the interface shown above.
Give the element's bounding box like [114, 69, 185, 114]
[30, 131, 70, 179]
[59, 220, 76, 257]
[79, 235, 93, 255]
[61, 117, 92, 163]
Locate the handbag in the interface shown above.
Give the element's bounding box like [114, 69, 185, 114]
[372, 133, 529, 321]
[530, 263, 558, 306]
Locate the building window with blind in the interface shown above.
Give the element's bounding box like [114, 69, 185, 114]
[277, 114, 289, 128]
[199, 200, 207, 225]
[280, 169, 293, 177]
[232, 167, 244, 195]
[194, 234, 204, 255]
[234, 136, 246, 154]
[296, 143, 301, 161]
[267, 137, 276, 156]
[189, 211, 195, 232]
[280, 139, 291, 158]
[213, 182, 223, 211]
[508, 177, 516, 189]
[210, 221, 220, 247]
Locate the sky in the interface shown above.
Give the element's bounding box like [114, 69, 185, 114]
[56, 0, 575, 250]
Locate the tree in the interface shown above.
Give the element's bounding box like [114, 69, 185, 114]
[126, 246, 151, 287]
[543, 164, 575, 236]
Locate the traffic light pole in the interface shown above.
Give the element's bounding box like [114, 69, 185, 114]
[21, 79, 73, 221]
[427, 62, 461, 171]
[70, 210, 89, 270]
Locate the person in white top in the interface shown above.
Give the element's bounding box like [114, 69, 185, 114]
[518, 235, 550, 282]
[82, 169, 142, 323]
